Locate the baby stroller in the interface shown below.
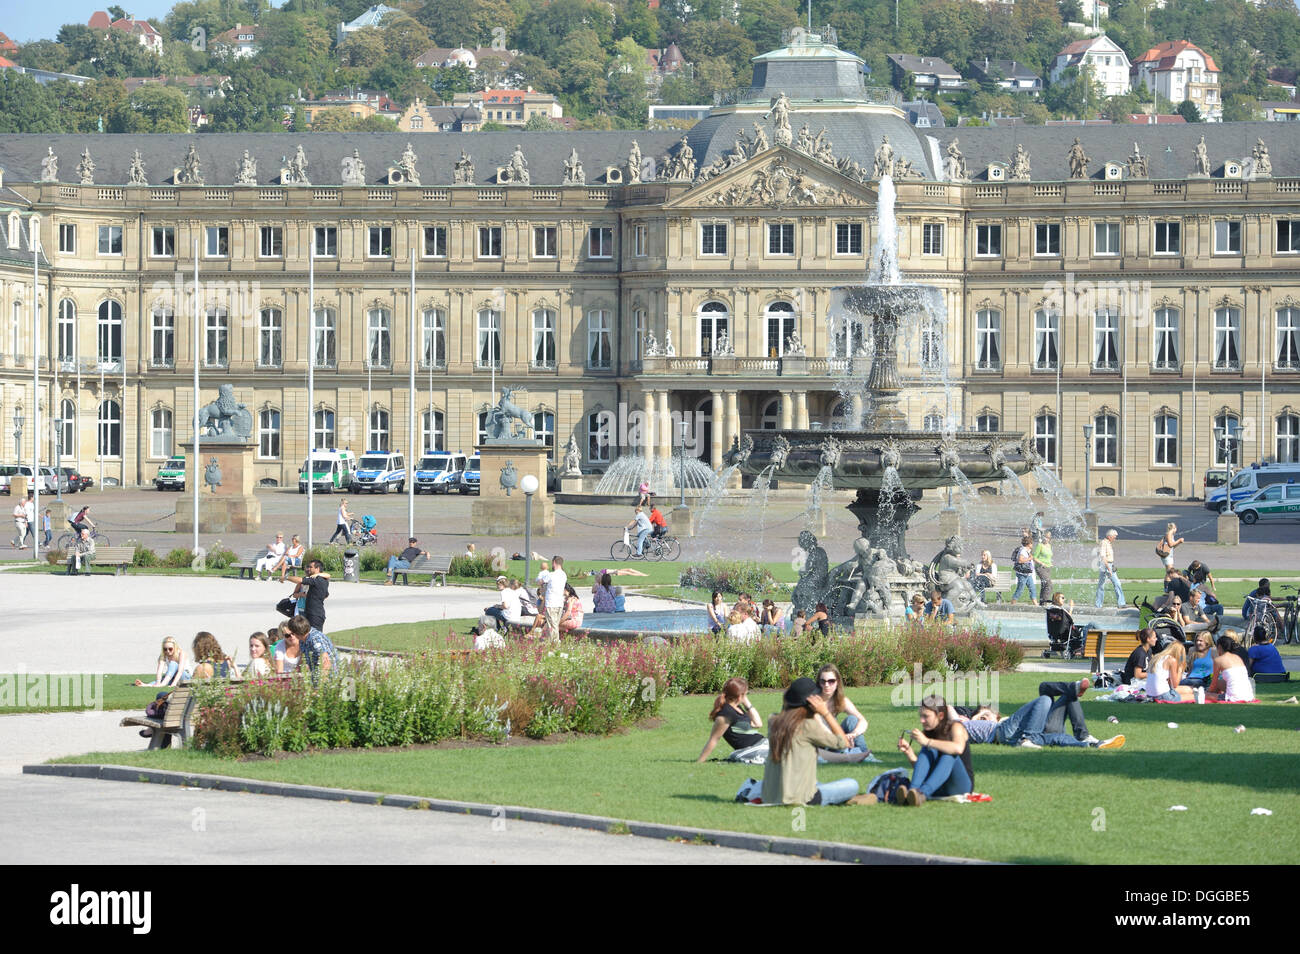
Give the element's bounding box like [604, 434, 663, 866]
[1042, 606, 1086, 659]
[349, 514, 378, 546]
[1151, 614, 1188, 652]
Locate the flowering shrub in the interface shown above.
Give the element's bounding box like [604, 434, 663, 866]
[449, 554, 494, 578]
[678, 558, 787, 597]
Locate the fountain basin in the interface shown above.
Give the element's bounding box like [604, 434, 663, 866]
[579, 608, 714, 641]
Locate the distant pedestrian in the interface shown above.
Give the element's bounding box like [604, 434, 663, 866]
[329, 498, 353, 544]
[1033, 530, 1054, 605]
[1155, 522, 1184, 569]
[11, 500, 28, 549]
[1095, 529, 1125, 608]
[1011, 534, 1037, 604]
[23, 495, 35, 545]
[42, 508, 52, 547]
[536, 555, 568, 640]
[1031, 511, 1045, 544]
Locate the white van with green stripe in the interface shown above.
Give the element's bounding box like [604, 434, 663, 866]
[1236, 483, 1300, 524]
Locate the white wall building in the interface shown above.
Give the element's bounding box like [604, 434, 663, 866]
[1132, 41, 1222, 122]
[1051, 35, 1131, 97]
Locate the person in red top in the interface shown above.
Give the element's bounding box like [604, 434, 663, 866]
[648, 504, 668, 538]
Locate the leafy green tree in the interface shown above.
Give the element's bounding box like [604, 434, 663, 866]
[524, 111, 559, 129]
[737, 0, 799, 56]
[679, 20, 754, 80]
[120, 83, 191, 132]
[615, 0, 659, 47]
[1059, 0, 1083, 22]
[338, 27, 386, 68]
[431, 63, 474, 98]
[16, 40, 72, 73]
[382, 13, 432, 61]
[657, 73, 699, 105]
[516, 0, 614, 57]
[1222, 93, 1260, 122]
[692, 55, 736, 101]
[108, 5, 129, 21]
[205, 64, 285, 131]
[1022, 101, 1050, 124]
[0, 72, 61, 133]
[509, 55, 561, 95]
[1176, 98, 1203, 122]
[479, 120, 508, 130]
[608, 36, 651, 123]
[256, 9, 332, 87]
[414, 0, 516, 47]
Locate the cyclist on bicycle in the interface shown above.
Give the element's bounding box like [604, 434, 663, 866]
[627, 506, 653, 556]
[648, 503, 668, 540]
[68, 504, 95, 536]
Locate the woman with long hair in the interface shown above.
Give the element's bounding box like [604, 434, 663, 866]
[592, 571, 617, 614]
[759, 598, 785, 635]
[1146, 640, 1194, 702]
[894, 695, 973, 806]
[558, 583, 585, 634]
[134, 637, 185, 688]
[238, 632, 273, 680]
[815, 664, 871, 754]
[190, 632, 231, 681]
[761, 678, 857, 805]
[1182, 631, 1215, 689]
[1155, 522, 1184, 569]
[807, 602, 831, 636]
[1209, 634, 1256, 701]
[696, 678, 766, 762]
[707, 591, 728, 635]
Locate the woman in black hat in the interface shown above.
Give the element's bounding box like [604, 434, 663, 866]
[893, 695, 973, 806]
[760, 678, 857, 805]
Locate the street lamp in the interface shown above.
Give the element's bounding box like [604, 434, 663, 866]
[52, 418, 64, 502]
[1216, 426, 1238, 515]
[521, 472, 539, 590]
[1082, 422, 1094, 514]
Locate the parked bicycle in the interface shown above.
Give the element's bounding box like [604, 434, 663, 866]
[1277, 585, 1299, 645]
[57, 526, 111, 550]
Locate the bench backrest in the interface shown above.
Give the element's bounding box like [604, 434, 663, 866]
[409, 555, 452, 572]
[160, 686, 192, 730]
[93, 546, 136, 563]
[240, 548, 270, 562]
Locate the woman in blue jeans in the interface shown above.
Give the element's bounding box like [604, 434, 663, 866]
[894, 695, 973, 806]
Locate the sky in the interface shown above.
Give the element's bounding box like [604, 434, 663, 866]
[4, 0, 283, 44]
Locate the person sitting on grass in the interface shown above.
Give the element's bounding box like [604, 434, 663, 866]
[274, 626, 302, 675]
[790, 609, 809, 633]
[1146, 640, 1194, 702]
[1182, 631, 1216, 689]
[1122, 628, 1158, 685]
[1247, 627, 1286, 678]
[892, 695, 973, 806]
[286, 614, 335, 679]
[467, 624, 505, 651]
[558, 583, 584, 635]
[697, 678, 766, 763]
[190, 632, 232, 681]
[925, 589, 955, 626]
[385, 537, 429, 584]
[135, 637, 185, 688]
[760, 678, 857, 805]
[759, 598, 784, 635]
[956, 680, 1124, 749]
[905, 593, 926, 621]
[707, 591, 728, 635]
[815, 664, 871, 755]
[726, 607, 760, 643]
[592, 572, 617, 614]
[1205, 635, 1255, 701]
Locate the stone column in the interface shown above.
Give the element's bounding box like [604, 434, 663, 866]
[795, 391, 809, 429]
[780, 390, 793, 430]
[643, 389, 657, 466]
[725, 390, 740, 452]
[710, 390, 723, 470]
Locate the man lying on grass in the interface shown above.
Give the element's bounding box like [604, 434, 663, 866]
[953, 679, 1125, 749]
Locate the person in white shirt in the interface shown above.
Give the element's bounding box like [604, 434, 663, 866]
[469, 624, 505, 651]
[23, 496, 36, 547]
[12, 501, 28, 549]
[727, 607, 760, 643]
[256, 533, 287, 580]
[626, 506, 653, 556]
[536, 555, 567, 638]
[1094, 529, 1125, 608]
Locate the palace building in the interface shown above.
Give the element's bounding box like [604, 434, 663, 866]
[1, 31, 1298, 498]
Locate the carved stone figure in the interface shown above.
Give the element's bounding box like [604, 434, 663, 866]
[235, 150, 258, 185]
[663, 328, 675, 356]
[562, 146, 585, 185]
[397, 142, 419, 185]
[928, 535, 979, 611]
[562, 436, 582, 477]
[197, 383, 253, 441]
[1126, 141, 1149, 178]
[484, 386, 535, 443]
[813, 127, 834, 164]
[204, 457, 223, 493]
[499, 460, 518, 496]
[840, 537, 893, 616]
[944, 138, 968, 181]
[40, 147, 58, 183]
[76, 149, 95, 186]
[1068, 137, 1089, 179]
[1009, 143, 1031, 181]
[128, 150, 147, 186]
[766, 91, 792, 147]
[178, 143, 203, 185]
[453, 149, 475, 185]
[666, 137, 696, 181]
[893, 157, 921, 180]
[1193, 135, 1209, 176]
[341, 148, 366, 185]
[1253, 138, 1272, 176]
[796, 123, 814, 155]
[285, 144, 310, 185]
[643, 329, 660, 357]
[714, 329, 733, 355]
[784, 329, 806, 356]
[872, 135, 894, 179]
[791, 529, 830, 615]
[752, 122, 769, 153]
[501, 144, 529, 184]
[628, 140, 642, 184]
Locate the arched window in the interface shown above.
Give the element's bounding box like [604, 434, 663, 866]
[312, 307, 336, 369]
[975, 412, 999, 432]
[366, 307, 391, 369]
[368, 407, 390, 452]
[149, 408, 173, 459]
[533, 410, 555, 457]
[1154, 413, 1178, 466]
[258, 408, 281, 459]
[588, 410, 612, 462]
[1034, 309, 1059, 370]
[97, 300, 122, 367]
[422, 409, 445, 454]
[1153, 307, 1179, 369]
[57, 299, 76, 364]
[698, 301, 729, 356]
[1093, 413, 1118, 466]
[1213, 413, 1241, 466]
[975, 309, 1001, 369]
[58, 398, 76, 457]
[421, 308, 445, 369]
[98, 400, 121, 458]
[258, 307, 282, 368]
[532, 309, 556, 368]
[313, 409, 336, 450]
[1276, 413, 1299, 463]
[1034, 413, 1057, 466]
[764, 301, 795, 358]
[923, 413, 943, 433]
[760, 397, 780, 430]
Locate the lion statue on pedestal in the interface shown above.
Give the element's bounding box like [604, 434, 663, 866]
[198, 384, 253, 440]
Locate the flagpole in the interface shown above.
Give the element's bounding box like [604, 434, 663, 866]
[408, 250, 416, 539]
[192, 240, 200, 554]
[307, 243, 314, 552]
[33, 236, 40, 562]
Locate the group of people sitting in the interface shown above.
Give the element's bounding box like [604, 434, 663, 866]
[705, 668, 1125, 807]
[471, 556, 574, 648]
[706, 591, 793, 641]
[253, 532, 307, 582]
[134, 615, 337, 689]
[1117, 624, 1282, 703]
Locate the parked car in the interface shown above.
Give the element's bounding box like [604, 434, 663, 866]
[1206, 462, 1300, 512]
[1203, 468, 1228, 500]
[0, 464, 14, 495]
[1235, 482, 1300, 525]
[12, 465, 62, 494]
[153, 456, 186, 491]
[57, 467, 85, 493]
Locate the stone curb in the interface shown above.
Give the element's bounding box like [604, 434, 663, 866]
[23, 762, 993, 865]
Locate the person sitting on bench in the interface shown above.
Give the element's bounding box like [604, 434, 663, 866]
[66, 528, 95, 575]
[385, 537, 429, 584]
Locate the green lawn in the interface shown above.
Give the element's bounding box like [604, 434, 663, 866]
[55, 673, 1300, 863]
[0, 674, 158, 713]
[330, 618, 479, 653]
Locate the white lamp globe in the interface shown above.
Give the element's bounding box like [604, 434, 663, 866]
[520, 473, 539, 495]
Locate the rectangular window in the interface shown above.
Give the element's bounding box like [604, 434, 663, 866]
[1277, 307, 1300, 370]
[835, 223, 863, 255]
[314, 226, 337, 257]
[1093, 222, 1120, 256]
[205, 226, 228, 258]
[1154, 415, 1178, 466]
[1093, 416, 1118, 466]
[98, 225, 123, 256]
[259, 410, 281, 459]
[532, 309, 556, 368]
[1277, 220, 1300, 255]
[975, 309, 1001, 370]
[150, 226, 174, 258]
[150, 308, 174, 368]
[1034, 414, 1057, 466]
[58, 223, 75, 253]
[634, 224, 647, 257]
[588, 226, 613, 259]
[423, 226, 447, 258]
[767, 223, 794, 255]
[258, 308, 282, 368]
[204, 308, 228, 368]
[1213, 307, 1241, 370]
[587, 309, 612, 369]
[259, 225, 283, 258]
[478, 226, 502, 259]
[368, 226, 392, 258]
[1093, 309, 1120, 370]
[533, 226, 557, 259]
[1153, 221, 1180, 255]
[1153, 308, 1180, 369]
[476, 310, 502, 368]
[922, 223, 943, 256]
[1214, 220, 1241, 255]
[1034, 310, 1059, 370]
[700, 223, 728, 256]
[975, 224, 1001, 257]
[1034, 223, 1060, 257]
[421, 310, 445, 369]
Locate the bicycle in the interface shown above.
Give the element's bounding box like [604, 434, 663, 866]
[57, 526, 111, 550]
[610, 533, 675, 562]
[1277, 585, 1299, 645]
[1243, 594, 1282, 644]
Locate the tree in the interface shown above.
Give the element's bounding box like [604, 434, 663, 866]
[657, 74, 699, 105]
[479, 119, 508, 130]
[338, 27, 386, 68]
[1176, 98, 1203, 122]
[415, 0, 516, 48]
[0, 72, 61, 133]
[108, 5, 129, 21]
[1059, 0, 1084, 22]
[430, 63, 474, 99]
[524, 111, 559, 130]
[679, 20, 754, 80]
[120, 83, 191, 132]
[382, 13, 432, 61]
[16, 40, 72, 74]
[615, 0, 659, 47]
[737, 0, 798, 56]
[205, 64, 285, 131]
[1022, 101, 1050, 124]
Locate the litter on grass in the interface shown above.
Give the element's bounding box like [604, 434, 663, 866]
[1234, 725, 1246, 733]
[1167, 722, 1179, 729]
[1251, 808, 1273, 816]
[1107, 716, 1119, 724]
[1168, 805, 1188, 811]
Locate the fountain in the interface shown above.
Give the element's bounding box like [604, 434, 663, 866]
[728, 175, 1041, 623]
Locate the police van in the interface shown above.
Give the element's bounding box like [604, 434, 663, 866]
[298, 449, 357, 494]
[414, 451, 467, 494]
[1206, 462, 1300, 512]
[350, 450, 406, 494]
[1235, 483, 1300, 524]
[458, 456, 481, 495]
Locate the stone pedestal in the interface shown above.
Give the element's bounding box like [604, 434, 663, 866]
[560, 476, 584, 494]
[1082, 510, 1099, 543]
[10, 476, 29, 498]
[671, 504, 695, 538]
[174, 441, 262, 534]
[470, 442, 554, 536]
[938, 507, 961, 540]
[1216, 512, 1240, 546]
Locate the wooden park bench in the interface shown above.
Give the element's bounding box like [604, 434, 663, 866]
[81, 545, 136, 576]
[231, 547, 273, 580]
[391, 554, 452, 587]
[1083, 628, 1141, 677]
[119, 685, 196, 749]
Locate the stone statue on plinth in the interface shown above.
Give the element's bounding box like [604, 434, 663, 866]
[483, 386, 537, 444]
[197, 384, 253, 442]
